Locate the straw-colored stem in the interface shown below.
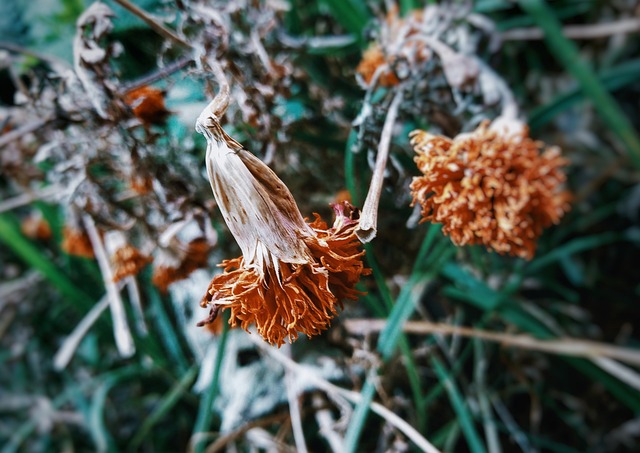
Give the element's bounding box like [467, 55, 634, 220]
[356, 89, 403, 243]
[83, 215, 135, 358]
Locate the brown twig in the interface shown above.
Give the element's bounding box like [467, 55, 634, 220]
[201, 411, 292, 453]
[343, 319, 640, 366]
[0, 117, 58, 150]
[112, 0, 191, 48]
[356, 89, 403, 243]
[122, 56, 194, 93]
[502, 18, 640, 41]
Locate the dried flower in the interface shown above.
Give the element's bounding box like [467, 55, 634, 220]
[61, 225, 95, 258]
[152, 238, 210, 292]
[200, 202, 368, 346]
[410, 119, 571, 259]
[124, 86, 170, 126]
[355, 8, 429, 88]
[196, 69, 369, 346]
[21, 213, 52, 241]
[128, 173, 154, 195]
[111, 244, 152, 282]
[356, 45, 401, 87]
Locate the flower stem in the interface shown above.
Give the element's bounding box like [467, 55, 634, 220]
[356, 89, 403, 243]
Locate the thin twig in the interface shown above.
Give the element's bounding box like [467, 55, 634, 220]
[112, 0, 191, 48]
[356, 89, 403, 243]
[343, 319, 640, 366]
[122, 56, 194, 93]
[312, 394, 345, 452]
[592, 357, 640, 392]
[249, 335, 441, 453]
[203, 412, 291, 453]
[282, 346, 308, 453]
[53, 294, 111, 370]
[0, 41, 71, 73]
[502, 18, 640, 41]
[83, 214, 135, 358]
[126, 277, 148, 335]
[0, 185, 71, 214]
[0, 117, 57, 150]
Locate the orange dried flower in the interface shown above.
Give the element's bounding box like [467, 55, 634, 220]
[124, 86, 170, 126]
[410, 119, 571, 259]
[152, 238, 210, 292]
[356, 45, 400, 87]
[196, 77, 370, 346]
[112, 244, 152, 282]
[200, 202, 369, 346]
[21, 214, 52, 241]
[129, 173, 154, 195]
[356, 8, 429, 87]
[61, 226, 95, 258]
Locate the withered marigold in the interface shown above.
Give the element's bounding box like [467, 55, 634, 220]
[355, 8, 429, 87]
[124, 86, 170, 126]
[111, 244, 152, 282]
[61, 226, 95, 258]
[200, 202, 369, 346]
[152, 238, 210, 292]
[196, 74, 370, 346]
[410, 119, 571, 259]
[21, 214, 52, 241]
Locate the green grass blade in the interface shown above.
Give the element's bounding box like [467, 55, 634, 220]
[192, 320, 230, 453]
[148, 286, 189, 373]
[518, 0, 640, 168]
[530, 59, 640, 130]
[89, 365, 148, 452]
[129, 365, 199, 450]
[0, 213, 94, 311]
[432, 357, 488, 453]
[320, 0, 369, 40]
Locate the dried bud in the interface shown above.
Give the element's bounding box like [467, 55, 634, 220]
[61, 225, 95, 258]
[124, 86, 171, 126]
[152, 238, 210, 293]
[21, 213, 52, 241]
[410, 119, 571, 259]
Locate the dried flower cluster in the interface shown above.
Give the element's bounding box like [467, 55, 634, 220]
[356, 8, 428, 87]
[410, 120, 571, 259]
[124, 86, 170, 127]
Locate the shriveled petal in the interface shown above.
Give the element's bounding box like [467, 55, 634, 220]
[203, 123, 313, 265]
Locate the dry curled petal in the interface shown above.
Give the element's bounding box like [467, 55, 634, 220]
[410, 120, 571, 259]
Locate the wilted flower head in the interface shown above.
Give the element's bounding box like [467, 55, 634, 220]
[152, 238, 210, 292]
[61, 225, 95, 258]
[410, 119, 571, 259]
[124, 86, 170, 126]
[196, 71, 369, 346]
[21, 212, 52, 241]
